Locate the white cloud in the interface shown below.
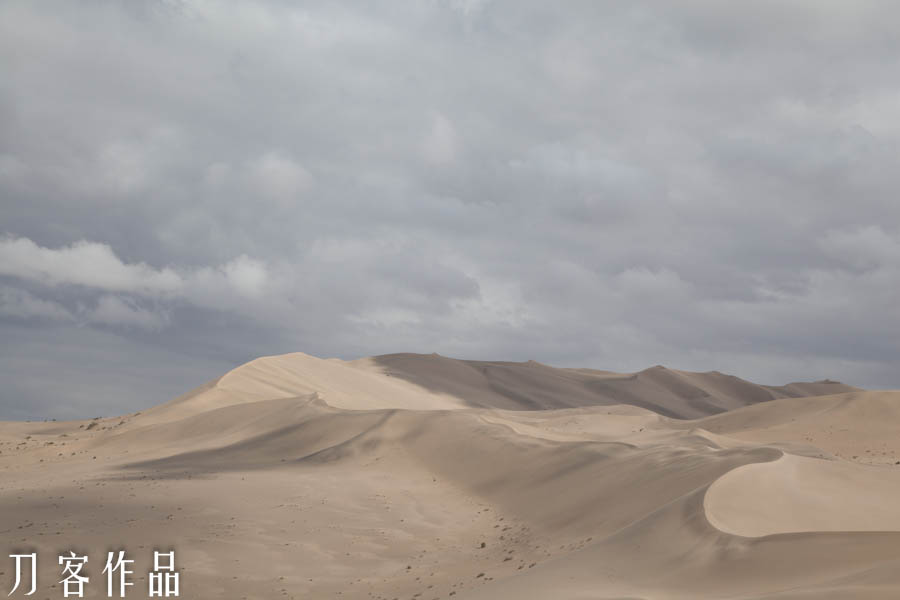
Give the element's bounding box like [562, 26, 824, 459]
[0, 236, 274, 326]
[220, 254, 269, 298]
[0, 236, 183, 294]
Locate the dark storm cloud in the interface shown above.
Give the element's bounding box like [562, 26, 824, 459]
[1, 0, 899, 418]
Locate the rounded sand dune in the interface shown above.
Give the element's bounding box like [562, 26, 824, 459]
[705, 452, 900, 537]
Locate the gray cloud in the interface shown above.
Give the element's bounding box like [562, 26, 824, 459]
[2, 0, 899, 419]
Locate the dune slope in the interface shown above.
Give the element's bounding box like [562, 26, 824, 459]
[368, 352, 857, 417]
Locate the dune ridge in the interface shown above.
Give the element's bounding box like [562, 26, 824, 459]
[143, 351, 859, 424]
[0, 351, 897, 599]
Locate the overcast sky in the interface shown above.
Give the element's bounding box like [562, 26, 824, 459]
[2, 1, 899, 419]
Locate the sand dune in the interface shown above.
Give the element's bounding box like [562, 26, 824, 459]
[366, 353, 858, 417]
[691, 390, 900, 464]
[1, 351, 897, 599]
[151, 351, 858, 421]
[705, 452, 900, 536]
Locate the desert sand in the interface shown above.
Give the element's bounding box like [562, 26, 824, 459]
[2, 351, 899, 599]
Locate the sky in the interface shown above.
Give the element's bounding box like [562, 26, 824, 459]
[2, 0, 899, 419]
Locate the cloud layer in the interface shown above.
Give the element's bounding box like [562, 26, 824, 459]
[2, 1, 899, 418]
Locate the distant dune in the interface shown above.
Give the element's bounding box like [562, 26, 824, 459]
[1, 351, 897, 599]
[370, 352, 859, 416]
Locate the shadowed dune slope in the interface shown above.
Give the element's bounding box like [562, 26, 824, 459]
[367, 352, 858, 418]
